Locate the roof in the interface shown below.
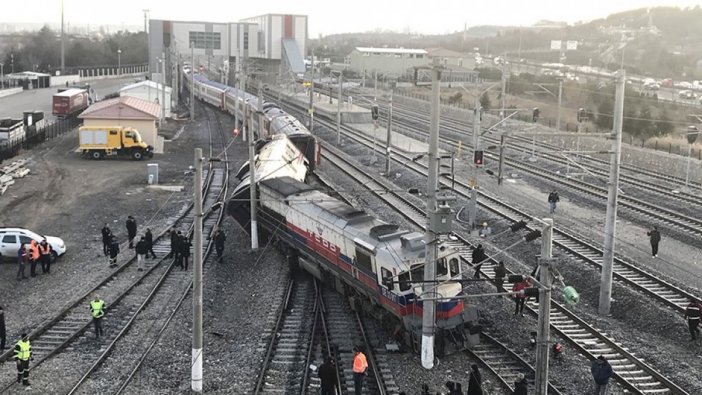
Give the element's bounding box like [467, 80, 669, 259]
[55, 88, 86, 97]
[119, 80, 172, 94]
[79, 96, 160, 120]
[425, 47, 468, 58]
[355, 47, 427, 55]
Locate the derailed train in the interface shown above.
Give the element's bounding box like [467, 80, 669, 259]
[183, 71, 319, 170]
[229, 174, 478, 352]
[186, 69, 478, 351]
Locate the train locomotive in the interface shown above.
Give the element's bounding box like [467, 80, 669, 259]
[183, 71, 319, 170]
[231, 175, 476, 354]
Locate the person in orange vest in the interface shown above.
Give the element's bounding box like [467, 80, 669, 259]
[352, 345, 368, 395]
[39, 239, 53, 274]
[28, 240, 40, 277]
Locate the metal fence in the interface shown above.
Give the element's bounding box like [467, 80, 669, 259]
[0, 117, 82, 163]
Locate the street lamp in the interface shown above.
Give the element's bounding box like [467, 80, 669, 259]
[117, 48, 122, 76]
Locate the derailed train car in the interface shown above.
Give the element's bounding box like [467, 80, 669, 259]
[184, 72, 319, 170]
[229, 175, 479, 354]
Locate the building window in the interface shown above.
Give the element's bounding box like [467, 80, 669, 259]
[243, 32, 249, 50]
[417, 54, 424, 59]
[189, 31, 221, 50]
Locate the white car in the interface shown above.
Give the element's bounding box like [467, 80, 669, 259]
[679, 90, 697, 100]
[0, 228, 66, 261]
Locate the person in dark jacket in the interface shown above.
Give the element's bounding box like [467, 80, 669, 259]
[512, 373, 528, 395]
[179, 234, 192, 271]
[107, 236, 120, 268]
[472, 244, 488, 278]
[169, 229, 180, 259]
[0, 305, 6, 351]
[126, 216, 137, 249]
[467, 364, 483, 395]
[494, 261, 506, 293]
[135, 236, 148, 271]
[16, 245, 28, 280]
[214, 230, 226, 260]
[647, 226, 661, 258]
[101, 223, 111, 256]
[548, 190, 560, 214]
[317, 356, 338, 395]
[145, 228, 157, 259]
[684, 299, 701, 340]
[512, 280, 528, 316]
[591, 355, 613, 395]
[454, 382, 464, 395]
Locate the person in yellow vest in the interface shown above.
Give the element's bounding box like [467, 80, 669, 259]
[352, 346, 368, 395]
[90, 294, 105, 338]
[14, 333, 31, 387]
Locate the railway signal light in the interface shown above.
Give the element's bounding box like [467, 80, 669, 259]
[532, 107, 540, 122]
[473, 150, 484, 166]
[687, 125, 699, 144]
[371, 104, 379, 120]
[577, 108, 587, 123]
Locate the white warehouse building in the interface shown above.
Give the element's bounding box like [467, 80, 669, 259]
[346, 47, 430, 79]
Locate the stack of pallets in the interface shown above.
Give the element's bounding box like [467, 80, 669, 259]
[0, 159, 31, 196]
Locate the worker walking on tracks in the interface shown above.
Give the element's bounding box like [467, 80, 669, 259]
[101, 223, 112, 256]
[14, 333, 31, 387]
[318, 355, 338, 395]
[28, 240, 40, 277]
[591, 355, 613, 395]
[126, 215, 137, 249]
[493, 261, 506, 294]
[647, 226, 661, 258]
[548, 190, 560, 214]
[108, 236, 120, 268]
[684, 299, 701, 340]
[512, 279, 528, 316]
[352, 346, 368, 395]
[39, 239, 52, 274]
[214, 229, 226, 261]
[180, 234, 192, 271]
[90, 294, 105, 338]
[145, 228, 157, 259]
[135, 236, 148, 271]
[472, 244, 488, 278]
[512, 373, 528, 395]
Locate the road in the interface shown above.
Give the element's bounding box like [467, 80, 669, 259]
[0, 76, 143, 122]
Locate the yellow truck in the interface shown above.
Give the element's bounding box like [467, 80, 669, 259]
[78, 126, 154, 160]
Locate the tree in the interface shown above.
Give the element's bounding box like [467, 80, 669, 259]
[654, 109, 675, 136]
[479, 92, 491, 110]
[595, 97, 614, 130]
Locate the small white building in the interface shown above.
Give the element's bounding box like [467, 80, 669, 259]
[346, 47, 429, 79]
[119, 80, 172, 118]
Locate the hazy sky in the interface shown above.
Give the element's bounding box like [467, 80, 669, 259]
[3, 0, 701, 36]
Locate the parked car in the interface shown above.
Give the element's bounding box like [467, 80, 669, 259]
[679, 81, 693, 89]
[0, 228, 66, 261]
[679, 90, 697, 100]
[660, 78, 673, 87]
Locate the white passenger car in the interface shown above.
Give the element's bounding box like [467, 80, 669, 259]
[0, 228, 67, 261]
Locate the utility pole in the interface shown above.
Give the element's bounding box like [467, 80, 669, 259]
[468, 86, 481, 229]
[190, 43, 195, 121]
[599, 70, 625, 315]
[192, 147, 204, 393]
[308, 50, 315, 131]
[143, 9, 149, 33]
[535, 218, 553, 394]
[161, 51, 166, 121]
[421, 61, 441, 370]
[500, 58, 507, 120]
[556, 79, 563, 131]
[258, 79, 264, 138]
[173, 52, 179, 107]
[247, 99, 259, 250]
[385, 84, 394, 174]
[336, 72, 342, 145]
[61, 0, 65, 74]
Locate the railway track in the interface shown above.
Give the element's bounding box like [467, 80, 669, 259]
[0, 105, 230, 394]
[316, 131, 690, 394]
[384, 102, 702, 237]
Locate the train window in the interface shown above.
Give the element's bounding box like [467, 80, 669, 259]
[398, 272, 411, 291]
[437, 258, 448, 276]
[449, 258, 460, 276]
[355, 248, 373, 273]
[381, 268, 394, 289]
[410, 266, 424, 283]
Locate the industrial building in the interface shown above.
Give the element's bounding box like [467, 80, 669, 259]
[148, 14, 307, 88]
[345, 47, 429, 79]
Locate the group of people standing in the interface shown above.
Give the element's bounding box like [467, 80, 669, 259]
[169, 228, 192, 270]
[101, 218, 157, 270]
[16, 239, 53, 280]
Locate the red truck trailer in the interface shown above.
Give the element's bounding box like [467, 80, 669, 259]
[52, 88, 89, 118]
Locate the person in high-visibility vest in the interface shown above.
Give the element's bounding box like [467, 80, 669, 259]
[28, 240, 40, 277]
[14, 333, 31, 387]
[39, 239, 53, 274]
[352, 346, 368, 395]
[90, 294, 106, 338]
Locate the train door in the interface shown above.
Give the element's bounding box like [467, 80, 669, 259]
[353, 240, 375, 288]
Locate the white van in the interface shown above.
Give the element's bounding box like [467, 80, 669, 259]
[0, 228, 66, 261]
